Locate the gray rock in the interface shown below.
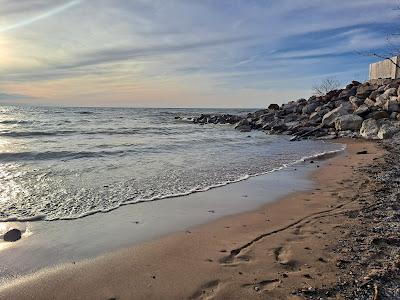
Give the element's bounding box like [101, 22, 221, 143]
[364, 98, 375, 107]
[360, 118, 379, 139]
[365, 111, 389, 120]
[4, 229, 21, 242]
[236, 125, 251, 132]
[349, 96, 364, 107]
[302, 102, 320, 115]
[335, 114, 363, 131]
[268, 103, 280, 110]
[383, 99, 400, 113]
[384, 87, 397, 97]
[322, 104, 352, 127]
[353, 105, 370, 117]
[377, 121, 400, 139]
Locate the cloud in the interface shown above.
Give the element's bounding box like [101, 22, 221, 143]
[1, 0, 400, 107]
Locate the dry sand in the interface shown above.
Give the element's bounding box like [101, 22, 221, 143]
[0, 139, 383, 300]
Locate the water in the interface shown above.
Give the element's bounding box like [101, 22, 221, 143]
[0, 105, 343, 221]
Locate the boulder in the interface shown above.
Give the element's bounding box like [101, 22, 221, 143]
[365, 110, 389, 120]
[322, 104, 352, 127]
[364, 98, 375, 107]
[353, 104, 370, 117]
[383, 99, 400, 113]
[360, 119, 379, 139]
[334, 114, 363, 131]
[349, 96, 364, 107]
[384, 87, 398, 97]
[268, 103, 280, 110]
[234, 119, 252, 132]
[356, 84, 376, 99]
[377, 121, 400, 139]
[4, 229, 22, 242]
[374, 94, 388, 107]
[302, 102, 320, 115]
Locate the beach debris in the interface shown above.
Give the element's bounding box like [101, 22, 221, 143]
[356, 150, 368, 154]
[3, 229, 21, 242]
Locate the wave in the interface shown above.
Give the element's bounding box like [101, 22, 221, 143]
[0, 144, 345, 222]
[0, 120, 33, 125]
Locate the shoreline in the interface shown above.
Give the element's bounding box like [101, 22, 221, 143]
[0, 138, 386, 299]
[0, 140, 334, 282]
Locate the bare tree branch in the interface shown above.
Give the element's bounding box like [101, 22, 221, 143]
[312, 77, 341, 96]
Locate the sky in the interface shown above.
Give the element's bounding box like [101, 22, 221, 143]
[0, 0, 400, 108]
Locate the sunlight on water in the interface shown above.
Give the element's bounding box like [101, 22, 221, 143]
[0, 106, 344, 221]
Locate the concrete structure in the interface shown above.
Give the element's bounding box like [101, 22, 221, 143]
[369, 56, 400, 80]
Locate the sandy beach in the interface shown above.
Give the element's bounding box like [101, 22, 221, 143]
[0, 139, 385, 299]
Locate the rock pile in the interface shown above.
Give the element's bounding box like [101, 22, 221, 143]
[186, 79, 400, 140]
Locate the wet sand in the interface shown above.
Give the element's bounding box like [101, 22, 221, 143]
[0, 139, 382, 299]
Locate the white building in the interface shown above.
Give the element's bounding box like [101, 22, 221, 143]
[369, 56, 400, 80]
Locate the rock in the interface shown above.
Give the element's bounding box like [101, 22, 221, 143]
[365, 111, 389, 120]
[335, 114, 363, 131]
[375, 94, 388, 107]
[377, 121, 400, 139]
[4, 229, 22, 242]
[364, 98, 376, 107]
[356, 150, 368, 154]
[360, 119, 379, 139]
[398, 86, 400, 97]
[384, 99, 400, 113]
[235, 119, 252, 132]
[383, 87, 397, 97]
[268, 103, 280, 110]
[322, 104, 352, 127]
[353, 105, 370, 117]
[356, 84, 376, 98]
[302, 102, 320, 115]
[349, 96, 364, 107]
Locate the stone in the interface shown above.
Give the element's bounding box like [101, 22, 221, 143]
[268, 103, 280, 110]
[377, 121, 400, 139]
[349, 96, 364, 107]
[4, 229, 22, 242]
[383, 99, 400, 113]
[360, 118, 379, 139]
[383, 87, 397, 97]
[235, 119, 252, 132]
[356, 84, 376, 98]
[374, 94, 388, 107]
[335, 114, 363, 131]
[322, 104, 352, 127]
[364, 98, 376, 107]
[398, 86, 400, 97]
[353, 105, 370, 118]
[365, 111, 389, 120]
[302, 102, 320, 115]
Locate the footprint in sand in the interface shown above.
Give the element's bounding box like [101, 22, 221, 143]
[243, 279, 281, 292]
[190, 279, 220, 300]
[273, 246, 299, 270]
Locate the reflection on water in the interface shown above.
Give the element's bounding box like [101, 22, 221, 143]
[0, 105, 344, 221]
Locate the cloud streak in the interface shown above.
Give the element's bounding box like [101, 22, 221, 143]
[0, 0, 82, 33]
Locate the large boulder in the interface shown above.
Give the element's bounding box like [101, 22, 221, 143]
[353, 104, 370, 117]
[383, 87, 397, 97]
[383, 98, 400, 113]
[377, 121, 400, 139]
[365, 110, 389, 120]
[356, 84, 376, 99]
[268, 103, 280, 110]
[364, 98, 375, 107]
[321, 104, 352, 127]
[334, 114, 363, 131]
[234, 119, 252, 132]
[349, 96, 364, 107]
[360, 119, 380, 139]
[302, 102, 320, 115]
